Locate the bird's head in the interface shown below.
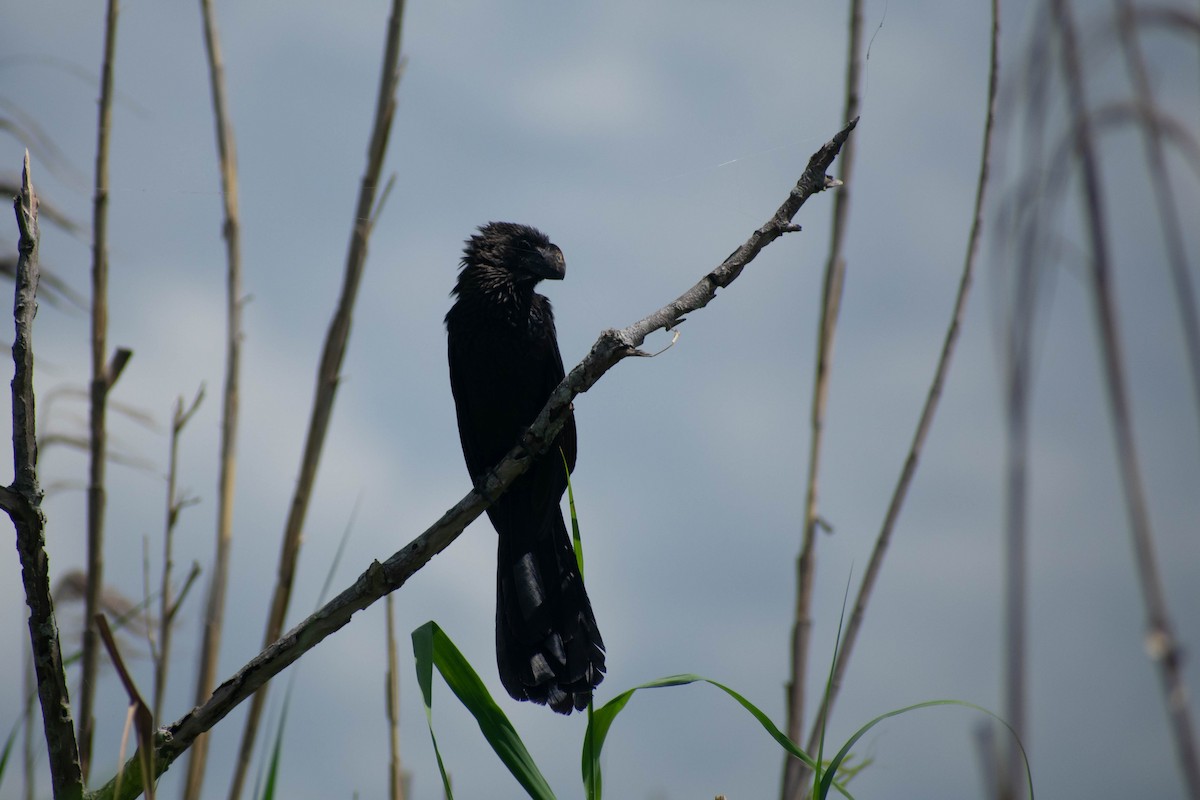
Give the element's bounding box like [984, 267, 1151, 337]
[461, 222, 566, 284]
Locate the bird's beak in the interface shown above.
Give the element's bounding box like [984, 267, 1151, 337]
[532, 246, 566, 281]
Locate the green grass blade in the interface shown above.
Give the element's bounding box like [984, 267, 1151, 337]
[812, 572, 855, 798]
[561, 449, 584, 577]
[818, 699, 1034, 799]
[250, 520, 347, 800]
[0, 711, 20, 793]
[412, 621, 556, 800]
[582, 674, 837, 798]
[584, 699, 597, 800]
[257, 699, 290, 800]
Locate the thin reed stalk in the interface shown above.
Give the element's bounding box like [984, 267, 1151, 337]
[805, 0, 1003, 769]
[385, 595, 405, 800]
[1049, 0, 1200, 794]
[225, 2, 407, 797]
[781, 1, 862, 796]
[182, 0, 244, 795]
[153, 389, 204, 724]
[1111, 0, 1200, 451]
[79, 0, 121, 776]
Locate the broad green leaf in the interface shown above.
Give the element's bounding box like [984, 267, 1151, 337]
[412, 621, 555, 800]
[582, 674, 834, 800]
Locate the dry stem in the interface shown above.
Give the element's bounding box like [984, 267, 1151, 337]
[4, 154, 84, 799]
[781, 3, 862, 797]
[1050, 0, 1200, 794]
[154, 388, 204, 725]
[181, 3, 244, 797]
[225, 2, 408, 798]
[802, 0, 1002, 774]
[385, 594, 405, 800]
[80, 0, 121, 774]
[1112, 1, 1200, 464]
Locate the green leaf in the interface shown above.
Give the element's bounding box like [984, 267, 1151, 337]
[582, 674, 832, 800]
[257, 699, 289, 800]
[818, 699, 1034, 800]
[0, 711, 20, 793]
[813, 572, 855, 798]
[412, 621, 556, 800]
[561, 448, 584, 578]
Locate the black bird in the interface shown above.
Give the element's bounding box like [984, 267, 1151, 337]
[445, 222, 605, 713]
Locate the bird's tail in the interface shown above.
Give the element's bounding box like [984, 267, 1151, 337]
[495, 509, 605, 713]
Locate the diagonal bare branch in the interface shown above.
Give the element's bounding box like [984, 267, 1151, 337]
[85, 117, 857, 800]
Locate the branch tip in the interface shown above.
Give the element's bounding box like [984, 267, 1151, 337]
[21, 150, 37, 206]
[106, 346, 133, 388]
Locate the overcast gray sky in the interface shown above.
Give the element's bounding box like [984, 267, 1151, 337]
[3, 0, 1199, 798]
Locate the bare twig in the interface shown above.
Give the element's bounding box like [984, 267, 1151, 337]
[992, 9, 1064, 800]
[141, 536, 155, 664]
[1087, 102, 1200, 178]
[1132, 5, 1200, 37]
[79, 0, 122, 775]
[227, 2, 407, 797]
[0, 103, 90, 191]
[0, 177, 84, 238]
[87, 118, 856, 800]
[1112, 0, 1200, 454]
[802, 0, 1003, 775]
[39, 433, 153, 470]
[169, 563, 202, 625]
[1050, 0, 1200, 794]
[182, 0, 243, 794]
[1003, 18, 1055, 800]
[0, 253, 90, 311]
[154, 388, 204, 726]
[96, 615, 155, 800]
[3, 154, 83, 799]
[781, 3, 862, 798]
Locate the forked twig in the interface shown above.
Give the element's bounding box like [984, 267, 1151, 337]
[96, 615, 155, 800]
[154, 388, 204, 726]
